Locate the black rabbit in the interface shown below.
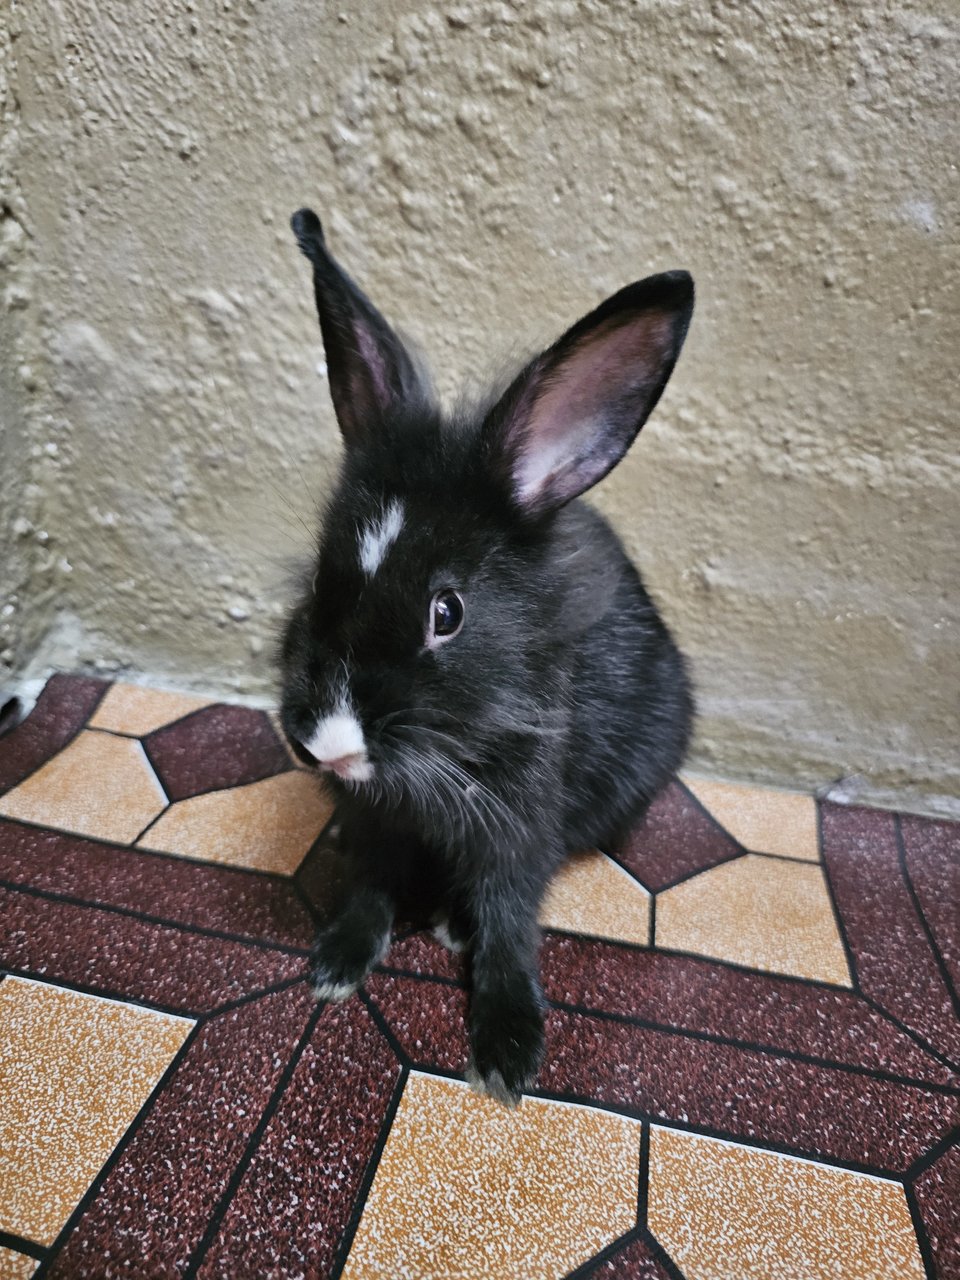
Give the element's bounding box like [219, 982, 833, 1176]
[279, 208, 694, 1106]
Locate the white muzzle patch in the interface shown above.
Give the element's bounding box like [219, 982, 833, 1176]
[300, 711, 373, 783]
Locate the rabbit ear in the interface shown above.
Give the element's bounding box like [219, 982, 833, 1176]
[482, 271, 694, 518]
[291, 208, 425, 445]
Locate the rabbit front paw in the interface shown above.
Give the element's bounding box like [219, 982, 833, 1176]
[467, 991, 545, 1108]
[309, 917, 390, 1002]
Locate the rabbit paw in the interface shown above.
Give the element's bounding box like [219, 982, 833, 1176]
[309, 919, 390, 1002]
[467, 996, 545, 1108]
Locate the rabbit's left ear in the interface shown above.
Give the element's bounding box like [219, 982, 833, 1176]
[291, 208, 426, 447]
[482, 271, 694, 518]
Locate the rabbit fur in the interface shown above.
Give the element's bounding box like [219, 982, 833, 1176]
[278, 208, 694, 1106]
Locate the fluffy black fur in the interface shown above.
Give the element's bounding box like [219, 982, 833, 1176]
[279, 208, 694, 1105]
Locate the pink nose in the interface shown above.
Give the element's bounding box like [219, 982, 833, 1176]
[318, 752, 366, 779]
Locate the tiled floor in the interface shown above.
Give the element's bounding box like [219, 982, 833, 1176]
[0, 675, 957, 1279]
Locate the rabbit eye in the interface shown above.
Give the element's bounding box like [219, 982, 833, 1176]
[429, 589, 464, 642]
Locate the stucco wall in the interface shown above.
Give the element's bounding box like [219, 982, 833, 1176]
[2, 0, 957, 815]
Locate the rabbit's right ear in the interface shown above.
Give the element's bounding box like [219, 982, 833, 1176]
[481, 271, 694, 519]
[291, 209, 425, 446]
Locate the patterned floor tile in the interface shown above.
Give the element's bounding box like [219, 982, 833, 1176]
[682, 775, 820, 861]
[614, 780, 742, 892]
[0, 675, 955, 1278]
[0, 730, 167, 844]
[137, 769, 334, 874]
[821, 803, 960, 1064]
[45, 985, 316, 1279]
[655, 853, 852, 985]
[87, 682, 212, 736]
[648, 1126, 925, 1279]
[0, 819, 315, 949]
[143, 703, 293, 801]
[340, 1072, 642, 1280]
[540, 850, 650, 946]
[0, 976, 192, 1247]
[0, 674, 106, 796]
[0, 1246, 39, 1279]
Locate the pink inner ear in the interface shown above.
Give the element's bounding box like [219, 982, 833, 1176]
[353, 321, 393, 415]
[514, 310, 674, 506]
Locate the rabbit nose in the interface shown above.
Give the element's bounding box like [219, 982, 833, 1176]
[318, 752, 366, 778]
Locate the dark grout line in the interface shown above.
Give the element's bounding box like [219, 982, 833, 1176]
[33, 1019, 203, 1280]
[561, 1226, 645, 1279]
[182, 1004, 325, 1280]
[858, 992, 960, 1077]
[903, 1124, 959, 1184]
[815, 800, 862, 996]
[896, 815, 960, 1018]
[329, 1064, 409, 1280]
[904, 1177, 940, 1280]
[0, 1229, 46, 1262]
[544, 997, 960, 1098]
[0, 876, 312, 957]
[0, 964, 205, 1022]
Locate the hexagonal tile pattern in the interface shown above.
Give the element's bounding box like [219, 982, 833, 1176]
[648, 1126, 926, 1279]
[655, 854, 852, 985]
[87, 682, 213, 736]
[683, 776, 820, 861]
[137, 769, 334, 874]
[0, 976, 193, 1246]
[0, 731, 167, 844]
[539, 849, 650, 946]
[341, 1072, 643, 1279]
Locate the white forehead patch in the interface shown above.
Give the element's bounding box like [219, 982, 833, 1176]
[359, 499, 404, 577]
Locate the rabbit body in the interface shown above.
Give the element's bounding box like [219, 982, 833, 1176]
[279, 209, 694, 1105]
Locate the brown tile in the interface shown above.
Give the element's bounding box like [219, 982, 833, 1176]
[0, 976, 192, 1246]
[821, 803, 960, 1064]
[0, 1247, 39, 1279]
[143, 703, 293, 801]
[194, 999, 402, 1280]
[911, 1135, 960, 1280]
[45, 984, 317, 1279]
[87, 682, 212, 736]
[0, 887, 307, 1013]
[899, 813, 960, 995]
[0, 675, 108, 797]
[683, 775, 820, 861]
[655, 854, 852, 985]
[137, 770, 334, 874]
[540, 850, 650, 946]
[0, 819, 315, 950]
[575, 1235, 675, 1279]
[341, 1072, 642, 1280]
[614, 780, 742, 892]
[648, 1125, 925, 1279]
[540, 937, 959, 1086]
[0, 731, 167, 844]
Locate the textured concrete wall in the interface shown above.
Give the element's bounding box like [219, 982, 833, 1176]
[2, 0, 957, 814]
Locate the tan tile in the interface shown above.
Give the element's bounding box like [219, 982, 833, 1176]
[0, 1247, 38, 1279]
[648, 1126, 925, 1280]
[683, 775, 820, 861]
[138, 769, 335, 874]
[88, 682, 213, 736]
[0, 730, 167, 844]
[656, 854, 852, 986]
[540, 850, 650, 946]
[342, 1072, 642, 1280]
[0, 976, 193, 1247]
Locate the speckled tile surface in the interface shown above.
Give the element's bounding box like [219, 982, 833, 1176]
[0, 674, 957, 1279]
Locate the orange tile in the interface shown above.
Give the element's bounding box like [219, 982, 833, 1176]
[0, 1247, 38, 1279]
[87, 682, 213, 736]
[540, 850, 650, 946]
[138, 769, 335, 874]
[0, 977, 193, 1247]
[341, 1072, 642, 1279]
[0, 731, 167, 844]
[648, 1126, 925, 1280]
[656, 854, 852, 985]
[682, 776, 819, 861]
